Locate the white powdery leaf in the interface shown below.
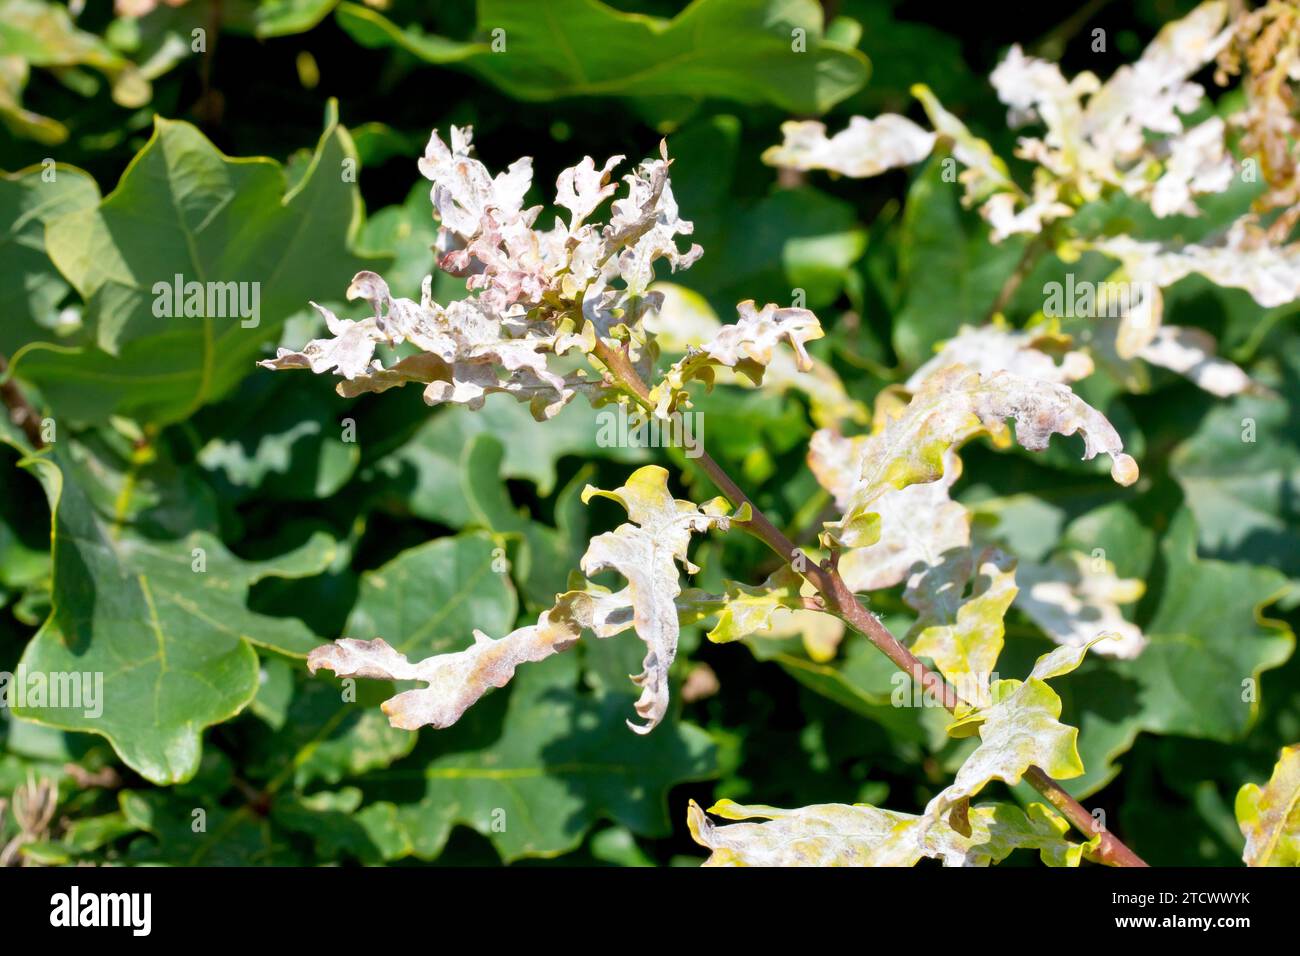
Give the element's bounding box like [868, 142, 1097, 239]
[603, 143, 703, 296]
[646, 283, 865, 427]
[258, 301, 384, 380]
[1147, 117, 1235, 217]
[988, 3, 1233, 211]
[1015, 552, 1147, 659]
[808, 430, 972, 595]
[307, 592, 599, 731]
[981, 180, 1075, 242]
[904, 324, 1094, 391]
[1138, 324, 1256, 397]
[698, 300, 823, 375]
[1094, 225, 1300, 309]
[761, 115, 936, 178]
[650, 299, 825, 416]
[579, 466, 738, 733]
[829, 365, 1138, 549]
[555, 155, 623, 229]
[418, 125, 534, 249]
[689, 798, 1089, 867]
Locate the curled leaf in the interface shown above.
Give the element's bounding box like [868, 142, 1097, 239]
[580, 466, 741, 733]
[308, 589, 600, 730]
[650, 300, 823, 415]
[827, 365, 1138, 549]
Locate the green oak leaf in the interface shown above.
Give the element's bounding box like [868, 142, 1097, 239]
[8, 100, 384, 426]
[1170, 343, 1300, 587]
[335, 0, 868, 115]
[361, 398, 645, 529]
[891, 154, 1025, 368]
[0, 164, 99, 354]
[8, 447, 338, 784]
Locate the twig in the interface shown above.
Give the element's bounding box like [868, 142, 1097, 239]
[0, 353, 45, 448]
[595, 338, 1148, 867]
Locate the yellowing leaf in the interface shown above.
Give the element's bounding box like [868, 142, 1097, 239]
[925, 640, 1113, 829]
[1237, 744, 1300, 866]
[910, 550, 1018, 703]
[688, 798, 1089, 867]
[827, 365, 1138, 549]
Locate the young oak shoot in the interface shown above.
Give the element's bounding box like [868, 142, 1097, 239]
[264, 121, 1149, 867]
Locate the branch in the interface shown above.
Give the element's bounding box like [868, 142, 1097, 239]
[596, 339, 1148, 867]
[0, 353, 45, 448]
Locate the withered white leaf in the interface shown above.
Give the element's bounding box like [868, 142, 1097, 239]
[1090, 224, 1300, 358]
[647, 283, 865, 427]
[808, 430, 972, 595]
[308, 590, 603, 731]
[762, 115, 936, 178]
[827, 365, 1138, 550]
[1137, 325, 1257, 397]
[580, 465, 741, 733]
[988, 3, 1233, 213]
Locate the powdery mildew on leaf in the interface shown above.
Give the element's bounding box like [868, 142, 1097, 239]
[1136, 325, 1257, 397]
[808, 429, 971, 595]
[649, 299, 824, 416]
[909, 550, 1019, 702]
[762, 114, 936, 178]
[308, 589, 603, 731]
[647, 282, 864, 427]
[923, 639, 1115, 831]
[580, 465, 741, 732]
[1236, 744, 1300, 866]
[1088, 224, 1300, 357]
[1015, 552, 1148, 659]
[262, 126, 703, 421]
[989, 3, 1234, 214]
[827, 365, 1138, 549]
[688, 798, 1091, 867]
[903, 323, 1094, 391]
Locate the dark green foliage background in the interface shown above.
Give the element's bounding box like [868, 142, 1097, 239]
[1, 0, 1296, 866]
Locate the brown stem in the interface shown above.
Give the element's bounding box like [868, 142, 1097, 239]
[596, 338, 1147, 867]
[984, 233, 1048, 323]
[0, 353, 45, 449]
